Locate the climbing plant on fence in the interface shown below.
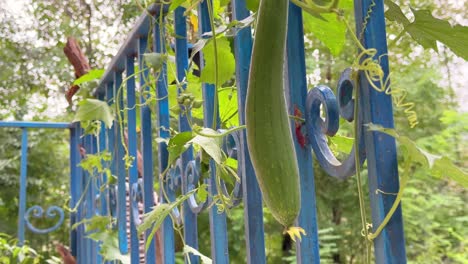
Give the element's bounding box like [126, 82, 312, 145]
[68, 0, 467, 263]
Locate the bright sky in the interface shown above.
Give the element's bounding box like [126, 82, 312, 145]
[3, 0, 468, 114]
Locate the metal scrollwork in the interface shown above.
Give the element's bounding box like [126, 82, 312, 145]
[24, 205, 65, 234]
[185, 158, 208, 214]
[306, 68, 366, 179]
[167, 159, 182, 224]
[220, 131, 242, 207]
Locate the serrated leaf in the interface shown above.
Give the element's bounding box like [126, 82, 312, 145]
[200, 37, 235, 85]
[183, 245, 213, 264]
[367, 124, 468, 187]
[74, 99, 114, 129]
[190, 129, 223, 165]
[384, 0, 410, 26]
[432, 157, 468, 188]
[139, 188, 199, 251]
[73, 69, 104, 85]
[385, 0, 468, 60]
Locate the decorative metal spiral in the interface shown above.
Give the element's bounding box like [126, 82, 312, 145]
[185, 158, 208, 214]
[305, 68, 366, 179]
[220, 130, 242, 207]
[24, 205, 65, 234]
[167, 159, 182, 224]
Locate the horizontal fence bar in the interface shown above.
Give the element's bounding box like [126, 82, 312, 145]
[94, 3, 169, 96]
[0, 121, 72, 129]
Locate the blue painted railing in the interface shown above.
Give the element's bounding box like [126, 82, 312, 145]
[0, 121, 74, 246]
[1, 0, 407, 263]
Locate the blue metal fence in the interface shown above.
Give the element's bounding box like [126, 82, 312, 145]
[1, 0, 407, 263]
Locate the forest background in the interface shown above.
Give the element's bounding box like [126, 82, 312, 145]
[0, 0, 466, 263]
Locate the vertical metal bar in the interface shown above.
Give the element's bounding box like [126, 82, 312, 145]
[97, 92, 108, 264]
[69, 124, 79, 257]
[139, 34, 158, 263]
[76, 125, 85, 264]
[198, 1, 229, 262]
[231, 1, 266, 263]
[114, 71, 129, 255]
[154, 18, 175, 264]
[286, 4, 321, 264]
[17, 128, 28, 245]
[354, 0, 407, 262]
[83, 134, 93, 261]
[126, 53, 140, 263]
[174, 6, 199, 264]
[90, 134, 99, 262]
[106, 82, 117, 218]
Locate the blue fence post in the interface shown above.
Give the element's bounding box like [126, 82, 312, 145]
[138, 32, 158, 263]
[198, 1, 229, 262]
[76, 126, 85, 264]
[126, 52, 141, 263]
[69, 124, 79, 257]
[17, 128, 28, 246]
[106, 81, 117, 219]
[354, 0, 407, 263]
[231, 1, 266, 263]
[174, 6, 200, 264]
[113, 71, 129, 257]
[286, 3, 321, 263]
[154, 17, 176, 264]
[97, 91, 109, 264]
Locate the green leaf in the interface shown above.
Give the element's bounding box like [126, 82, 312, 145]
[225, 157, 238, 170]
[196, 184, 208, 203]
[432, 157, 468, 188]
[300, 0, 352, 56]
[190, 129, 223, 165]
[367, 124, 468, 187]
[303, 12, 346, 56]
[384, 0, 410, 27]
[246, 0, 259, 12]
[200, 37, 235, 85]
[329, 135, 354, 153]
[385, 0, 468, 60]
[139, 188, 199, 251]
[73, 69, 105, 85]
[169, 0, 186, 12]
[167, 131, 194, 165]
[74, 99, 114, 129]
[88, 229, 130, 264]
[218, 88, 238, 127]
[183, 245, 213, 264]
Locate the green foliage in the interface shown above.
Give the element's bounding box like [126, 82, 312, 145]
[302, 0, 353, 56]
[74, 99, 114, 129]
[385, 0, 468, 60]
[0, 233, 41, 264]
[200, 36, 235, 85]
[72, 69, 105, 85]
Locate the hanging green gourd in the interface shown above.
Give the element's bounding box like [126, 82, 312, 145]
[245, 0, 301, 228]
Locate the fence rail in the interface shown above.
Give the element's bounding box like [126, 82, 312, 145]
[1, 0, 407, 263]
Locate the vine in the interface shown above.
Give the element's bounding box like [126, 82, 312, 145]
[70, 0, 467, 263]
